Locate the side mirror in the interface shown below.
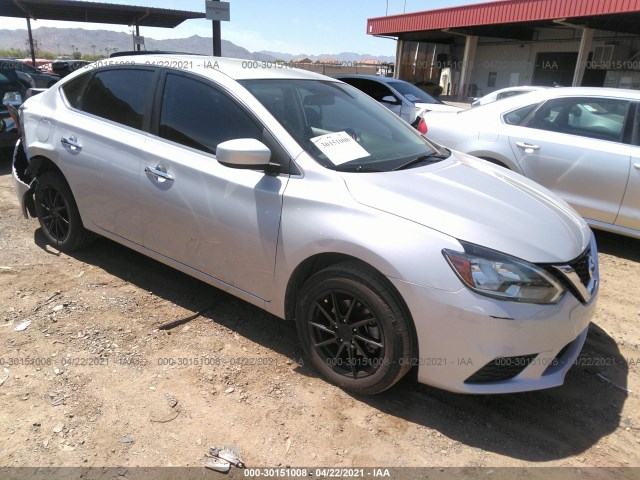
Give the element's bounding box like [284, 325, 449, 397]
[381, 95, 398, 104]
[217, 138, 273, 170]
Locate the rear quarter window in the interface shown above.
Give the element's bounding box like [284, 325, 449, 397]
[61, 72, 93, 109]
[503, 104, 537, 125]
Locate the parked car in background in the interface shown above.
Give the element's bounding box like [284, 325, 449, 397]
[414, 80, 443, 97]
[335, 75, 461, 133]
[51, 60, 90, 78]
[424, 87, 640, 239]
[14, 56, 598, 395]
[0, 67, 27, 147]
[0, 59, 60, 88]
[471, 86, 548, 107]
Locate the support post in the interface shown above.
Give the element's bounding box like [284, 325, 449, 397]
[572, 27, 594, 87]
[135, 24, 140, 52]
[26, 16, 36, 67]
[394, 39, 403, 79]
[212, 0, 221, 57]
[458, 35, 478, 100]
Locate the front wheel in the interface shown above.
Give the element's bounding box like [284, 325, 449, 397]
[34, 172, 94, 251]
[296, 262, 414, 394]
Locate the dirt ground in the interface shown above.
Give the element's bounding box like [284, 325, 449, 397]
[0, 147, 639, 476]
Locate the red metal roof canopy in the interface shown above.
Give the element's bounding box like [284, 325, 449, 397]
[367, 0, 640, 38]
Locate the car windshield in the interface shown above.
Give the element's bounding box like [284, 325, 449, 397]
[240, 79, 446, 172]
[387, 81, 441, 105]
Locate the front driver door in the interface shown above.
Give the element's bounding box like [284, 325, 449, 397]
[141, 71, 287, 301]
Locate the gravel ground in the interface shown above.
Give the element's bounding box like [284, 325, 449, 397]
[0, 148, 639, 478]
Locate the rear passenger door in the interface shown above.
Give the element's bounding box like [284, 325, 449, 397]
[141, 71, 287, 301]
[506, 96, 633, 224]
[58, 67, 157, 244]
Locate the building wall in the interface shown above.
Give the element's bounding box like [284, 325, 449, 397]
[397, 28, 640, 96]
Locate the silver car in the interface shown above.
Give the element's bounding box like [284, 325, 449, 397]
[13, 55, 598, 394]
[471, 86, 548, 107]
[424, 87, 640, 239]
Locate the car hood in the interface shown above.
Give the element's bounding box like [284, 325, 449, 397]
[415, 102, 462, 114]
[342, 151, 590, 263]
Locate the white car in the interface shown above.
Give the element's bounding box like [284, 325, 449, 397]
[424, 87, 640, 239]
[13, 56, 598, 394]
[471, 86, 548, 107]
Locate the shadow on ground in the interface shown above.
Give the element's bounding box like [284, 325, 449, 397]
[0, 147, 14, 175]
[594, 229, 640, 263]
[34, 227, 628, 463]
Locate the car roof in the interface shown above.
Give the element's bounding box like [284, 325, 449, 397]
[492, 86, 548, 93]
[469, 86, 640, 114]
[541, 86, 640, 99]
[335, 74, 402, 84]
[90, 54, 333, 82]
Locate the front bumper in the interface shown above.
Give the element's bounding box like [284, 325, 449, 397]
[391, 243, 599, 394]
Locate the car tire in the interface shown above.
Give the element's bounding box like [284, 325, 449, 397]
[34, 172, 94, 251]
[296, 261, 414, 394]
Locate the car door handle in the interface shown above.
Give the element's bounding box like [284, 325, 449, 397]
[515, 142, 540, 151]
[61, 136, 81, 151]
[145, 165, 174, 182]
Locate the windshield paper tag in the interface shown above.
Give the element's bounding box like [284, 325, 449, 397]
[310, 131, 370, 165]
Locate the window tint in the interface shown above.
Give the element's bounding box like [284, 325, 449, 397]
[61, 72, 94, 109]
[503, 104, 536, 125]
[159, 73, 262, 154]
[526, 97, 630, 143]
[497, 90, 527, 100]
[82, 69, 154, 130]
[388, 81, 440, 104]
[351, 79, 395, 102]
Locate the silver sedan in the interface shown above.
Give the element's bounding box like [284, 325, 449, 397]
[424, 87, 640, 239]
[13, 56, 598, 394]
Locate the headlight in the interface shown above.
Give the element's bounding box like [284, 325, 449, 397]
[443, 242, 565, 304]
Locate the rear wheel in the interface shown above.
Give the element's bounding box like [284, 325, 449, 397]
[34, 172, 94, 251]
[296, 262, 414, 394]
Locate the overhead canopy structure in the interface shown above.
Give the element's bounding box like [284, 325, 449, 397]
[1, 0, 206, 64]
[367, 0, 640, 97]
[367, 0, 640, 42]
[1, 0, 205, 28]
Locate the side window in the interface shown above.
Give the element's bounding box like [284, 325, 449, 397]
[503, 104, 537, 125]
[81, 69, 154, 130]
[159, 73, 262, 154]
[497, 90, 524, 101]
[61, 72, 94, 109]
[361, 80, 395, 102]
[526, 97, 630, 143]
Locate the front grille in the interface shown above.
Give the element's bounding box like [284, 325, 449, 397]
[464, 354, 538, 384]
[569, 248, 592, 287]
[543, 247, 595, 303]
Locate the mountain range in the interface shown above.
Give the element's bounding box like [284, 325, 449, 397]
[0, 27, 394, 63]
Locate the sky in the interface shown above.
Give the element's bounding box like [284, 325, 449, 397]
[0, 0, 487, 56]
